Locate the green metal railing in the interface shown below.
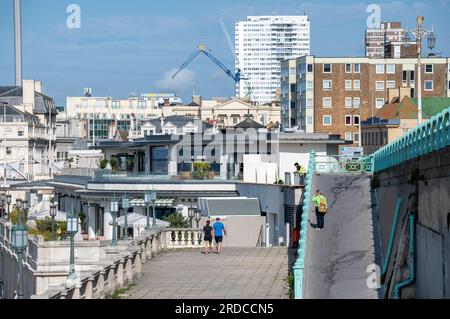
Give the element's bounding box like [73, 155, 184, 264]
[292, 150, 316, 299]
[315, 155, 374, 174]
[373, 107, 450, 172]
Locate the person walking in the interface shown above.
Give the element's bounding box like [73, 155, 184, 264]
[212, 217, 226, 254]
[312, 190, 328, 230]
[203, 220, 213, 254]
[294, 163, 306, 185]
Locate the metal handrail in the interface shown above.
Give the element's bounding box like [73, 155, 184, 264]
[292, 150, 316, 299]
[372, 107, 450, 172]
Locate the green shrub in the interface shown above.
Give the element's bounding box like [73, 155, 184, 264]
[99, 158, 109, 169]
[192, 162, 212, 180]
[110, 158, 119, 171]
[10, 208, 28, 225]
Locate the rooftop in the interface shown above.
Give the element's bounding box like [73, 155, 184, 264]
[376, 96, 450, 120]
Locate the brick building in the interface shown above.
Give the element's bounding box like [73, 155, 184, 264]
[366, 22, 406, 58]
[281, 56, 450, 145]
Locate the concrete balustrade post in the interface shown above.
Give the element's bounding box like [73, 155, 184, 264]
[85, 277, 93, 299]
[117, 260, 124, 286]
[141, 242, 147, 263]
[125, 256, 133, 282]
[72, 284, 81, 299]
[135, 252, 142, 274]
[151, 235, 157, 257]
[97, 270, 105, 294]
[107, 267, 115, 291]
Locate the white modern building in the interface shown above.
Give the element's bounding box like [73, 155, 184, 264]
[235, 15, 310, 105]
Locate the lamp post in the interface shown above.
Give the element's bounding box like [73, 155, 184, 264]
[404, 16, 436, 126]
[66, 212, 78, 279]
[11, 223, 28, 299]
[6, 194, 11, 221]
[109, 200, 119, 246]
[0, 191, 5, 220]
[194, 209, 201, 229]
[145, 189, 156, 230]
[16, 198, 23, 224]
[50, 203, 57, 241]
[121, 196, 130, 241]
[188, 206, 194, 228]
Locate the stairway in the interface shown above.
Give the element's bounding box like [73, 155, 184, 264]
[303, 174, 381, 299]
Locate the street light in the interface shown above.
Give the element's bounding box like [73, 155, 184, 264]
[188, 206, 195, 228]
[6, 194, 11, 220]
[109, 200, 119, 246]
[66, 212, 78, 279]
[16, 198, 23, 224]
[11, 223, 28, 299]
[121, 196, 130, 241]
[404, 16, 437, 126]
[50, 203, 57, 241]
[144, 189, 156, 230]
[0, 191, 5, 220]
[194, 209, 201, 229]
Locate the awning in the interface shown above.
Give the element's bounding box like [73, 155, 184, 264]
[130, 197, 175, 208]
[115, 213, 170, 228]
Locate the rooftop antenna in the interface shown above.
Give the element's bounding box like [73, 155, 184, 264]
[14, 0, 22, 86]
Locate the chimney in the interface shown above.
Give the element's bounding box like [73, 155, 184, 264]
[192, 95, 202, 106]
[14, 0, 22, 86]
[22, 80, 35, 113]
[163, 98, 170, 107]
[35, 81, 42, 94]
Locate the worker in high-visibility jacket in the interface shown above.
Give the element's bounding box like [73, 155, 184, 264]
[294, 162, 306, 185]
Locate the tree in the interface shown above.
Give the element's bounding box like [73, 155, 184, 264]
[163, 213, 189, 228]
[110, 158, 119, 171]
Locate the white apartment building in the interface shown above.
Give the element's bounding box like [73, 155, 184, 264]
[235, 15, 310, 105]
[0, 80, 57, 182]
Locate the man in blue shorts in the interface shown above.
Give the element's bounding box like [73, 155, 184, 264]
[212, 217, 226, 254]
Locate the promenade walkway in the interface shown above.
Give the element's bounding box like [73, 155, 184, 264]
[125, 248, 290, 299]
[304, 174, 381, 299]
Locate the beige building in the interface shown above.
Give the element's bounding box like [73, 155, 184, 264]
[65, 95, 281, 140]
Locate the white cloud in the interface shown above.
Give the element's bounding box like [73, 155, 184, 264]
[155, 68, 197, 93]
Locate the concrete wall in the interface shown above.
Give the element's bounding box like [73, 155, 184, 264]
[375, 146, 450, 298]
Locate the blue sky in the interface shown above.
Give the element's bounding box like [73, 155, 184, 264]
[0, 0, 449, 105]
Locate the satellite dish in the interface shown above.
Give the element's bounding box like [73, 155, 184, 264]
[83, 88, 92, 97]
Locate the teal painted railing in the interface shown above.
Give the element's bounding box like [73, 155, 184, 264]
[372, 107, 450, 172]
[293, 150, 316, 299]
[315, 155, 374, 174]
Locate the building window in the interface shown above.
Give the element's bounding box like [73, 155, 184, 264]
[354, 80, 361, 91]
[307, 64, 313, 72]
[345, 132, 353, 141]
[289, 68, 296, 76]
[345, 98, 352, 108]
[290, 102, 296, 109]
[323, 98, 332, 108]
[323, 80, 332, 91]
[345, 115, 352, 126]
[306, 99, 313, 108]
[112, 101, 121, 109]
[323, 64, 332, 73]
[376, 64, 385, 74]
[18, 130, 24, 137]
[323, 115, 332, 126]
[425, 64, 433, 73]
[425, 80, 433, 91]
[290, 84, 296, 93]
[290, 118, 296, 126]
[354, 64, 361, 73]
[345, 80, 352, 91]
[6, 147, 12, 155]
[306, 116, 313, 125]
[387, 81, 396, 89]
[138, 101, 146, 109]
[386, 64, 395, 74]
[376, 98, 385, 109]
[354, 115, 360, 126]
[376, 81, 385, 91]
[233, 117, 238, 124]
[402, 70, 408, 85]
[345, 64, 352, 73]
[354, 133, 360, 143]
[410, 70, 415, 84]
[353, 97, 361, 108]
